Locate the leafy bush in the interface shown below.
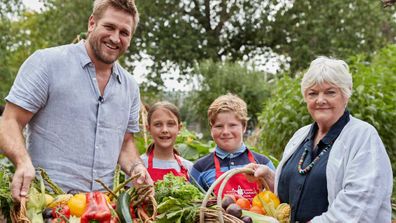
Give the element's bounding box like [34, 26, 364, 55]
[348, 46, 396, 172]
[175, 128, 215, 161]
[256, 74, 309, 159]
[0, 161, 13, 222]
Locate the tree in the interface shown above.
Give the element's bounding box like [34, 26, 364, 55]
[134, 0, 396, 88]
[0, 0, 92, 100]
[269, 0, 396, 72]
[383, 0, 396, 7]
[2, 0, 396, 96]
[134, 0, 288, 87]
[0, 0, 25, 101]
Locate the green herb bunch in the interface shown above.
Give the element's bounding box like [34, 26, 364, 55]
[155, 173, 203, 203]
[154, 173, 204, 223]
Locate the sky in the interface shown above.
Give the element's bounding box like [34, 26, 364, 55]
[23, 0, 43, 11]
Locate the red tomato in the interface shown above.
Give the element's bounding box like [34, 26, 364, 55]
[51, 204, 71, 219]
[235, 197, 251, 210]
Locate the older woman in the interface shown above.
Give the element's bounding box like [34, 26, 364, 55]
[247, 56, 392, 222]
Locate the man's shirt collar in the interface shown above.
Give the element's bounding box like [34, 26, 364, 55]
[76, 40, 122, 84]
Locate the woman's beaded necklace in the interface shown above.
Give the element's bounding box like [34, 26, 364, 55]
[297, 144, 331, 175]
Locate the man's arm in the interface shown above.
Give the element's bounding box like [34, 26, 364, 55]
[0, 102, 35, 201]
[118, 132, 153, 186]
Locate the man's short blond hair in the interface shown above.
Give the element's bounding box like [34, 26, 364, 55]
[92, 0, 139, 34]
[208, 93, 248, 128]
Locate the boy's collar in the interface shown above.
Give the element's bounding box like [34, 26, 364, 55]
[215, 143, 247, 159]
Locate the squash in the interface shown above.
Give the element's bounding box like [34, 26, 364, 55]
[275, 203, 291, 223]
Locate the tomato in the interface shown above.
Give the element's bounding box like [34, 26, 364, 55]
[249, 205, 266, 215]
[235, 197, 251, 210]
[252, 191, 280, 208]
[67, 193, 86, 217]
[51, 204, 71, 219]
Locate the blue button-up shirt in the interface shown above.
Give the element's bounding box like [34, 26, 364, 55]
[6, 41, 140, 192]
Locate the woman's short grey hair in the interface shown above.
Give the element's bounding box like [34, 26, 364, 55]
[301, 56, 353, 98]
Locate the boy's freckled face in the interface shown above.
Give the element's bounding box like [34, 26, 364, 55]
[210, 112, 246, 153]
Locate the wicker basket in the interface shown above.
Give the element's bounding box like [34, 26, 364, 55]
[199, 167, 278, 223]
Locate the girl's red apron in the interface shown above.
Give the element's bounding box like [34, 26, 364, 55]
[147, 149, 189, 182]
[213, 150, 259, 201]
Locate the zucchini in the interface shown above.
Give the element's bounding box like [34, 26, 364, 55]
[116, 191, 133, 223]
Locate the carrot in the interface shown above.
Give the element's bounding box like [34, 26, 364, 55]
[137, 207, 152, 223]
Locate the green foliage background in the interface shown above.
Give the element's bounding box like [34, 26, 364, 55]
[1, 0, 396, 96]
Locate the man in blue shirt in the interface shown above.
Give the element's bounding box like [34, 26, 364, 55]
[0, 0, 152, 202]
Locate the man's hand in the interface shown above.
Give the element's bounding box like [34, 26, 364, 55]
[130, 162, 154, 196]
[11, 161, 35, 202]
[130, 162, 153, 186]
[0, 103, 35, 202]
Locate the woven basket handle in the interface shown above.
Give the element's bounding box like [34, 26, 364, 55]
[200, 167, 271, 223]
[200, 167, 233, 223]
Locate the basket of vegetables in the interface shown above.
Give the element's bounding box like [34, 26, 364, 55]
[200, 168, 291, 223]
[8, 166, 157, 223]
[9, 167, 84, 223]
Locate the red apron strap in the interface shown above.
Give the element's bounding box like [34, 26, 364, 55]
[174, 154, 190, 181]
[247, 149, 256, 164]
[174, 153, 184, 167]
[214, 152, 222, 178]
[148, 147, 155, 169]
